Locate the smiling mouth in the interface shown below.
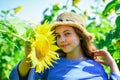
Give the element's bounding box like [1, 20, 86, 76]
[61, 44, 69, 48]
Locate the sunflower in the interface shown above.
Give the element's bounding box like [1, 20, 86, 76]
[27, 21, 59, 73]
[14, 5, 24, 14]
[73, 0, 80, 5]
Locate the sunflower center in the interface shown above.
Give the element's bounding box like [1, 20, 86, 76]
[35, 34, 49, 60]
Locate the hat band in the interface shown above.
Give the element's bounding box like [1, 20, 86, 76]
[56, 19, 74, 22]
[56, 19, 84, 27]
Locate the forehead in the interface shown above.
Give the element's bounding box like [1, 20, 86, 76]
[55, 25, 74, 33]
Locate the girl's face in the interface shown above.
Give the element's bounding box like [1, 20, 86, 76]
[55, 25, 81, 53]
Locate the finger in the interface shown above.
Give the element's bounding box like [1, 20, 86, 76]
[93, 50, 107, 56]
[97, 61, 106, 65]
[94, 53, 105, 56]
[95, 58, 107, 65]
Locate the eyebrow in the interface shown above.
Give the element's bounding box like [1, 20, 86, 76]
[55, 29, 71, 34]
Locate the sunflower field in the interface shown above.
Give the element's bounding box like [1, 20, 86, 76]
[0, 0, 120, 80]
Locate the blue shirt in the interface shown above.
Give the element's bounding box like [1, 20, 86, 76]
[10, 58, 120, 80]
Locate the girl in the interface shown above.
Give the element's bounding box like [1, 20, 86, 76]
[10, 12, 120, 80]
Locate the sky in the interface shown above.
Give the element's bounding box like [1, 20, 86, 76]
[0, 0, 111, 24]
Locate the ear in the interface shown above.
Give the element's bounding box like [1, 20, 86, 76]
[88, 33, 94, 41]
[88, 35, 93, 40]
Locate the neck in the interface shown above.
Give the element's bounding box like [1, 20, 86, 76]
[66, 46, 85, 60]
[66, 53, 85, 60]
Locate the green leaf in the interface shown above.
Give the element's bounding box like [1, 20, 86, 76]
[115, 16, 120, 27]
[115, 4, 120, 14]
[113, 51, 120, 59]
[102, 0, 120, 16]
[43, 8, 49, 15]
[1, 10, 10, 15]
[62, 5, 67, 9]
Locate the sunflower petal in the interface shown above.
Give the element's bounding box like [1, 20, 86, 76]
[27, 21, 59, 73]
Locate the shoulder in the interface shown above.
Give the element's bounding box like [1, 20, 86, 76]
[83, 59, 108, 78]
[84, 59, 104, 69]
[85, 59, 106, 71]
[86, 59, 102, 65]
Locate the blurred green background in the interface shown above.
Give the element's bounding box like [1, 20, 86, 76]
[0, 0, 120, 80]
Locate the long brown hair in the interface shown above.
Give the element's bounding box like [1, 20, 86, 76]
[56, 27, 96, 59]
[73, 27, 96, 59]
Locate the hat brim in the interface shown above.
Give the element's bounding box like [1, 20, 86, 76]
[53, 22, 88, 34]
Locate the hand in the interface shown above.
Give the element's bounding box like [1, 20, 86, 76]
[18, 41, 32, 77]
[93, 50, 115, 66]
[25, 41, 31, 57]
[93, 50, 120, 75]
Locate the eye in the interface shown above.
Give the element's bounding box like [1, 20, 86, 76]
[56, 34, 60, 39]
[64, 32, 71, 36]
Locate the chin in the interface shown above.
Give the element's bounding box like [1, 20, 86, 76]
[63, 50, 71, 53]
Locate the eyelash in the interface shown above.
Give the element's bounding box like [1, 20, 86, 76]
[56, 35, 60, 38]
[56, 32, 71, 38]
[64, 32, 71, 36]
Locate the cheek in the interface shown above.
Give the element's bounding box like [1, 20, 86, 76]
[74, 39, 80, 45]
[56, 39, 60, 46]
[71, 36, 80, 45]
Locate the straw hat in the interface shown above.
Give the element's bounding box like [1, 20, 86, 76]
[53, 12, 88, 34]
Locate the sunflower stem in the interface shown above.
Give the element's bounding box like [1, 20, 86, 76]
[0, 29, 27, 42]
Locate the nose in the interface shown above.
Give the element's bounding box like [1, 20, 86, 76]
[59, 35, 66, 43]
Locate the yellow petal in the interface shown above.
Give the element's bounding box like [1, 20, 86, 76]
[27, 21, 59, 73]
[73, 0, 80, 5]
[14, 6, 23, 14]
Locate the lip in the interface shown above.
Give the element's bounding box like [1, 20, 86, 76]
[60, 44, 69, 48]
